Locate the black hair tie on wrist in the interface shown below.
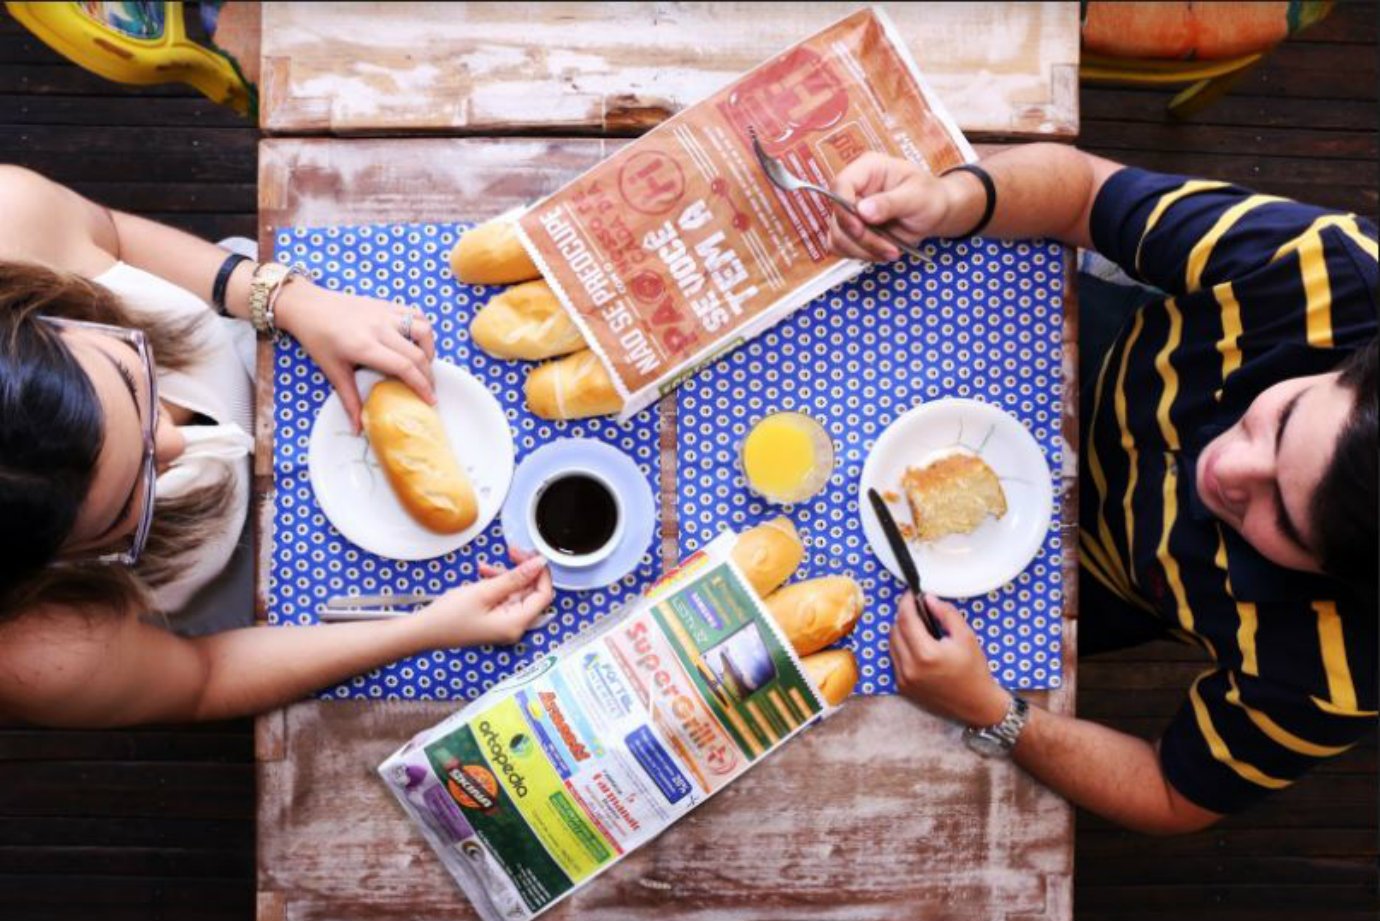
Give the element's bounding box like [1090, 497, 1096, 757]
[211, 253, 252, 317]
[941, 163, 997, 238]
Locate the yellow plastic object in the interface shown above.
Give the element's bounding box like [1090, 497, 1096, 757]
[6, 1, 252, 116]
[1081, 52, 1266, 119]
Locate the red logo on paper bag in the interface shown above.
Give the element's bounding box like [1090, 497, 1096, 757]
[721, 47, 849, 154]
[631, 270, 667, 304]
[618, 151, 686, 215]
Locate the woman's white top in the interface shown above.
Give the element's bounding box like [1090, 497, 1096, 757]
[90, 261, 256, 614]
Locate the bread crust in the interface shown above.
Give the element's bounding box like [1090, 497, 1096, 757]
[764, 576, 864, 657]
[471, 280, 585, 361]
[450, 219, 541, 285]
[362, 381, 478, 534]
[731, 517, 805, 598]
[524, 349, 624, 419]
[801, 649, 858, 706]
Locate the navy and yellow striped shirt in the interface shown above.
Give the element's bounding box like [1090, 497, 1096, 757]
[1083, 168, 1377, 814]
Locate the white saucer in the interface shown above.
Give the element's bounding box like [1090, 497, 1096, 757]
[501, 438, 657, 591]
[859, 398, 1053, 598]
[308, 363, 514, 561]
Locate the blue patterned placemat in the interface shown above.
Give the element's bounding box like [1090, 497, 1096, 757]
[268, 222, 661, 701]
[677, 238, 1066, 693]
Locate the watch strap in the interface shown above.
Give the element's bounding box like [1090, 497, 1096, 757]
[963, 694, 1030, 757]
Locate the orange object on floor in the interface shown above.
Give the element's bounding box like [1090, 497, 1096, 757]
[1079, 1, 1333, 117]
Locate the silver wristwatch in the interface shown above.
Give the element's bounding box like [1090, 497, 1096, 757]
[963, 695, 1030, 758]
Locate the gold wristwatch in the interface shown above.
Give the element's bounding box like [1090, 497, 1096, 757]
[248, 261, 303, 336]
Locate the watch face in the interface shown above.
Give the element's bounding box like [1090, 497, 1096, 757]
[967, 732, 1008, 758]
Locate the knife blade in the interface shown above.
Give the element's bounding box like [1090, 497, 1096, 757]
[323, 592, 437, 610]
[867, 488, 943, 639]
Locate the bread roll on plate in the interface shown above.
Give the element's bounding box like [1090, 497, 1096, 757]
[800, 649, 859, 706]
[765, 576, 864, 657]
[525, 349, 624, 420]
[450, 219, 541, 286]
[731, 517, 804, 598]
[362, 380, 478, 534]
[471, 280, 585, 361]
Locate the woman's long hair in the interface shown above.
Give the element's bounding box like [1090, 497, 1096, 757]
[0, 261, 235, 620]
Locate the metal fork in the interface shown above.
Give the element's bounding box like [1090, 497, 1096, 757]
[749, 129, 933, 265]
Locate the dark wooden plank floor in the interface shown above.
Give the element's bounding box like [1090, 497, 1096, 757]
[0, 4, 1374, 920]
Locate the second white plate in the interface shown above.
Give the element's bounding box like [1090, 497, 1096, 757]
[308, 362, 515, 561]
[859, 398, 1054, 598]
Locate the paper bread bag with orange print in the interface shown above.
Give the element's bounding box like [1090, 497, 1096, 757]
[500, 6, 974, 419]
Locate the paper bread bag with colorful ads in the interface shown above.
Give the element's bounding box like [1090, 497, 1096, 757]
[379, 520, 863, 920]
[451, 6, 975, 420]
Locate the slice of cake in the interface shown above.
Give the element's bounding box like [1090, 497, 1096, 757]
[902, 453, 1008, 542]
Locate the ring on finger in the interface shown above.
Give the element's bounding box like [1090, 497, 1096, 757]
[398, 309, 419, 344]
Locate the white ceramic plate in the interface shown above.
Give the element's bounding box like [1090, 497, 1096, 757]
[308, 362, 515, 561]
[860, 398, 1053, 598]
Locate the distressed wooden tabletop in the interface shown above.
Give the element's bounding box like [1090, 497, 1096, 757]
[258, 1, 1079, 139]
[254, 137, 1080, 921]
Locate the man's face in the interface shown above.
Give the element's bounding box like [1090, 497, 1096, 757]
[1196, 371, 1352, 573]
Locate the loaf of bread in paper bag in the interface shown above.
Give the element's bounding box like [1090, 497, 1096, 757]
[801, 648, 859, 706]
[450, 219, 541, 286]
[471, 280, 586, 361]
[524, 349, 624, 419]
[731, 517, 805, 598]
[764, 576, 864, 657]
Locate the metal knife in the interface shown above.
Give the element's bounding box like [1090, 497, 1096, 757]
[866, 488, 943, 639]
[323, 592, 437, 610]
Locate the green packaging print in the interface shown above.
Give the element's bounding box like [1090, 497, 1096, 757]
[425, 725, 573, 912]
[653, 562, 822, 756]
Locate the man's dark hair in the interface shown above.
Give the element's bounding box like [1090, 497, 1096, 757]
[1310, 337, 1378, 595]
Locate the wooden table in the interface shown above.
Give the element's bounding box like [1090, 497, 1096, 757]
[252, 7, 1081, 920]
[257, 2, 1079, 140]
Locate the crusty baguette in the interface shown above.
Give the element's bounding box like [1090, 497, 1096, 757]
[362, 380, 478, 534]
[764, 576, 864, 657]
[903, 452, 1007, 542]
[471, 280, 585, 361]
[731, 517, 804, 598]
[524, 349, 624, 420]
[801, 649, 858, 706]
[450, 219, 541, 286]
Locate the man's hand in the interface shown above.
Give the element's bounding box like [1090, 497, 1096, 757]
[890, 591, 1011, 728]
[829, 153, 963, 263]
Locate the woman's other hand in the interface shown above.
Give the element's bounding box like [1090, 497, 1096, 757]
[276, 285, 438, 432]
[416, 548, 554, 649]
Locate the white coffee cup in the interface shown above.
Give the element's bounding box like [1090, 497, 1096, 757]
[525, 468, 625, 568]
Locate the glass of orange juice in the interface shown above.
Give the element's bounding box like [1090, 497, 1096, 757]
[740, 411, 835, 504]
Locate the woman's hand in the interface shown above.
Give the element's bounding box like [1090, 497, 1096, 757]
[829, 152, 960, 263]
[275, 282, 438, 432]
[889, 591, 1011, 728]
[415, 548, 554, 649]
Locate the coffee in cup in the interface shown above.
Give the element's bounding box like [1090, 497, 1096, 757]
[527, 470, 624, 567]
